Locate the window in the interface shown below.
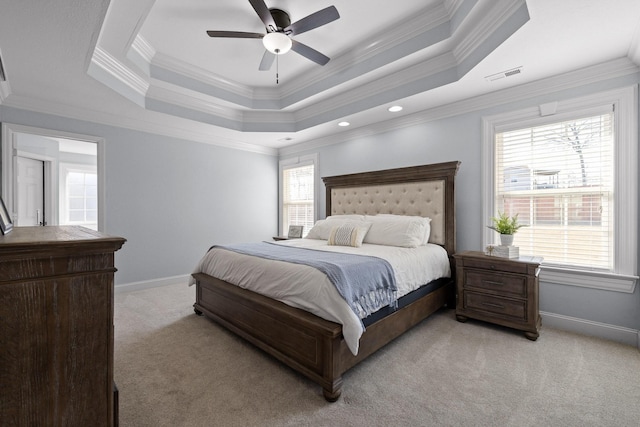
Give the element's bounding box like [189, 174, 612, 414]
[497, 113, 613, 269]
[483, 86, 637, 292]
[280, 155, 317, 237]
[59, 164, 98, 230]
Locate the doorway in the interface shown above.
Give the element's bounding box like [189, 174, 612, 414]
[1, 123, 105, 231]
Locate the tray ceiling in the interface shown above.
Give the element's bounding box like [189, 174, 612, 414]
[1, 0, 639, 153]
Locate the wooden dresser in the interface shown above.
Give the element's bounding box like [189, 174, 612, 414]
[454, 251, 542, 340]
[0, 226, 125, 426]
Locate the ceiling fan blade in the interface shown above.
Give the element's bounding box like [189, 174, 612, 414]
[248, 0, 277, 31]
[206, 30, 264, 39]
[258, 50, 275, 71]
[291, 40, 330, 66]
[285, 6, 340, 36]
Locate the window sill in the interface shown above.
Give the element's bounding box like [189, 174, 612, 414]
[540, 266, 638, 293]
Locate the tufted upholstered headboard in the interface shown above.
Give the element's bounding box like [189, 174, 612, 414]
[322, 161, 460, 256]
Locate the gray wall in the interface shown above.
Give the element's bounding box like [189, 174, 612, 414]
[284, 74, 640, 332]
[1, 72, 638, 333]
[0, 106, 279, 285]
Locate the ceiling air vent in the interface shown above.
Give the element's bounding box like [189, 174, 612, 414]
[485, 66, 522, 82]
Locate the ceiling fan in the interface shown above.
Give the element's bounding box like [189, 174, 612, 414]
[206, 0, 340, 71]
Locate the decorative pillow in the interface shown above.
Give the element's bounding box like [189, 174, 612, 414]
[363, 215, 431, 248]
[327, 222, 372, 247]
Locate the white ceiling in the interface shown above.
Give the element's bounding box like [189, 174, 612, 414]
[0, 0, 639, 155]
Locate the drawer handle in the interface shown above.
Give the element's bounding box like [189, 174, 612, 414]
[481, 279, 504, 286]
[481, 302, 505, 309]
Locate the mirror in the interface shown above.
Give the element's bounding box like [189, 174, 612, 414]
[1, 123, 104, 231]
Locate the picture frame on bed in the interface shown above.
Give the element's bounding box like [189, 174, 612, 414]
[0, 196, 13, 235]
[287, 225, 303, 239]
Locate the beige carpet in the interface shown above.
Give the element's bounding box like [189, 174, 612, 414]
[115, 283, 640, 427]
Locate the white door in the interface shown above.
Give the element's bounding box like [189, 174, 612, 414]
[16, 156, 45, 226]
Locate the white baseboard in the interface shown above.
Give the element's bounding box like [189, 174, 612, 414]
[541, 311, 640, 349]
[113, 280, 640, 349]
[115, 274, 190, 294]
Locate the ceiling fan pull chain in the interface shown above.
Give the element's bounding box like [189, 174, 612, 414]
[276, 49, 280, 84]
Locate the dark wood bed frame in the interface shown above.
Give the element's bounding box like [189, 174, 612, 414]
[192, 161, 460, 401]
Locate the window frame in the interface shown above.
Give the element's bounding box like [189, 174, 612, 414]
[482, 86, 638, 293]
[278, 153, 318, 237]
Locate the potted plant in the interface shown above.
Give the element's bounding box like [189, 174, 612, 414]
[488, 211, 525, 246]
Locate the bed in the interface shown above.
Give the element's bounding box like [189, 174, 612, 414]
[191, 161, 460, 401]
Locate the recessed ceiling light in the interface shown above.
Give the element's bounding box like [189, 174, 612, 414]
[338, 121, 350, 127]
[388, 105, 403, 112]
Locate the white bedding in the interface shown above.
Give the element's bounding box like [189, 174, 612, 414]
[190, 238, 450, 355]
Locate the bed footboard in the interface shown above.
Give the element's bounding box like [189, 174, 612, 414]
[193, 272, 346, 401]
[193, 272, 452, 401]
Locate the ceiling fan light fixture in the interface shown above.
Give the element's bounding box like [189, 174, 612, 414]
[263, 32, 292, 54]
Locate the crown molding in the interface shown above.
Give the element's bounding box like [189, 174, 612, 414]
[5, 59, 634, 161]
[151, 51, 255, 100]
[127, 34, 155, 77]
[131, 34, 155, 65]
[453, 0, 527, 63]
[88, 0, 527, 134]
[0, 81, 10, 104]
[628, 23, 640, 67]
[146, 83, 245, 122]
[275, 2, 453, 99]
[444, 0, 470, 17]
[91, 46, 149, 98]
[142, 0, 474, 110]
[279, 58, 640, 157]
[293, 52, 458, 123]
[1, 94, 277, 156]
[137, 0, 525, 132]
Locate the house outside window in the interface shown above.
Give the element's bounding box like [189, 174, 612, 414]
[482, 86, 637, 292]
[279, 154, 317, 237]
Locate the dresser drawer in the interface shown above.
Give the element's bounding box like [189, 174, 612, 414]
[463, 270, 526, 297]
[464, 291, 526, 321]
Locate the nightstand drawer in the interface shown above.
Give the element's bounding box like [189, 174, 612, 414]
[464, 292, 526, 320]
[462, 257, 529, 274]
[464, 270, 526, 297]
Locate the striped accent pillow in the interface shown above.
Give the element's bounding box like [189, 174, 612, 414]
[328, 223, 371, 247]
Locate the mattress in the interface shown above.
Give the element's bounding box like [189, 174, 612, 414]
[190, 238, 450, 355]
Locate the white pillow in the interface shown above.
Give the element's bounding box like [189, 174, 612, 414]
[305, 219, 334, 240]
[363, 215, 431, 248]
[328, 222, 372, 247]
[376, 214, 432, 245]
[306, 215, 367, 240]
[325, 214, 366, 222]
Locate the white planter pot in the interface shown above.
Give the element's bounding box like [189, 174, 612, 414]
[500, 234, 514, 246]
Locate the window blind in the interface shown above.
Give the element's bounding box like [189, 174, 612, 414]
[282, 164, 314, 236]
[495, 112, 614, 271]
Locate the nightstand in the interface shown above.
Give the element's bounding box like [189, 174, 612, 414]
[454, 251, 542, 340]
